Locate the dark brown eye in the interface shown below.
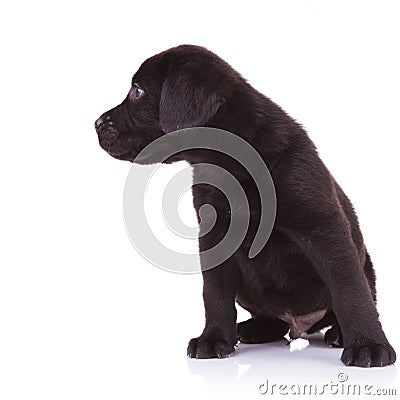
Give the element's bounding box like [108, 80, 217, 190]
[130, 83, 144, 100]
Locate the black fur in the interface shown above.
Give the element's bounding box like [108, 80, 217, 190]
[95, 45, 395, 367]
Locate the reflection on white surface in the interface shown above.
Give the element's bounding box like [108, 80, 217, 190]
[289, 337, 310, 352]
[186, 333, 398, 399]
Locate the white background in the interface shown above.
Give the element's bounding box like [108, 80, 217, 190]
[1, 1, 399, 399]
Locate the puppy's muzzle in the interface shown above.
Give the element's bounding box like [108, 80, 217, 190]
[95, 116, 105, 129]
[95, 114, 119, 149]
[95, 114, 113, 132]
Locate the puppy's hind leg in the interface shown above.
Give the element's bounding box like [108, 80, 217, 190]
[306, 309, 344, 348]
[238, 317, 289, 344]
[324, 324, 344, 348]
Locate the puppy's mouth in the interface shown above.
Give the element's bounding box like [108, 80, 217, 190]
[97, 127, 126, 157]
[99, 140, 128, 158]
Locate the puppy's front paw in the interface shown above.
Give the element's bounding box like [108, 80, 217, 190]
[341, 342, 396, 367]
[187, 337, 235, 359]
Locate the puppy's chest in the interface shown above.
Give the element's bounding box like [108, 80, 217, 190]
[236, 282, 328, 339]
[236, 234, 330, 335]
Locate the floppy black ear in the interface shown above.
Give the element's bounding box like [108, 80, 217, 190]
[159, 61, 224, 133]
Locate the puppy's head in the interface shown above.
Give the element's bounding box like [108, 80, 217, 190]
[95, 45, 240, 162]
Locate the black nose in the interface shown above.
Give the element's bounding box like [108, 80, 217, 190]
[95, 117, 104, 129]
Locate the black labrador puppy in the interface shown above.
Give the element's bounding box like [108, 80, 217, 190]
[95, 45, 395, 367]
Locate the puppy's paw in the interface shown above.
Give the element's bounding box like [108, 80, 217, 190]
[341, 342, 396, 368]
[324, 324, 343, 348]
[238, 318, 289, 344]
[187, 337, 235, 359]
